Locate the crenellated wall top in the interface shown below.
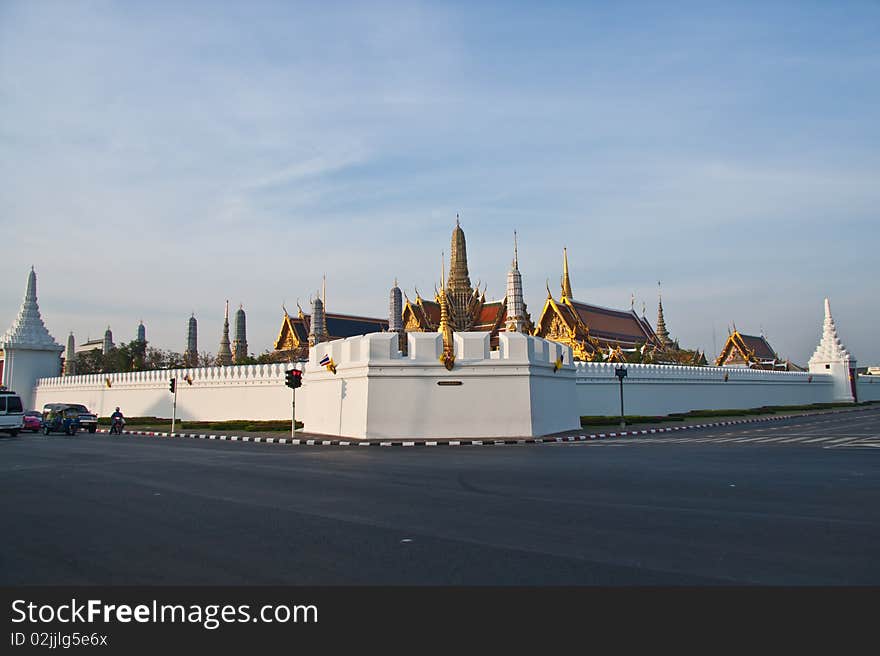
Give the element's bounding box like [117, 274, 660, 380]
[35, 362, 293, 388]
[573, 360, 828, 382]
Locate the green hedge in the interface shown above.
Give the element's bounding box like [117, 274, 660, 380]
[581, 401, 876, 426]
[97, 417, 302, 431]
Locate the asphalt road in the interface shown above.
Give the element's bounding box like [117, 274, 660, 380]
[2, 407, 878, 585]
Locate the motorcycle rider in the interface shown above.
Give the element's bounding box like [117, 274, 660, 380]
[110, 407, 125, 434]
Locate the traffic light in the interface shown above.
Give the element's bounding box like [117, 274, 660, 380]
[285, 369, 302, 389]
[169, 377, 176, 394]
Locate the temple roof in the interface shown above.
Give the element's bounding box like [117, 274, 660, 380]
[473, 300, 506, 332]
[275, 311, 388, 350]
[568, 300, 659, 347]
[715, 329, 781, 368]
[1, 268, 62, 352]
[736, 333, 777, 361]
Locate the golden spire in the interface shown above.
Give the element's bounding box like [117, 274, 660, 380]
[561, 247, 573, 300]
[437, 285, 455, 370]
[447, 216, 471, 294]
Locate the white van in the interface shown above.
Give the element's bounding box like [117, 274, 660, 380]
[0, 390, 24, 436]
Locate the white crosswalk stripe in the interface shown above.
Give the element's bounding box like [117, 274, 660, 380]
[570, 430, 880, 449]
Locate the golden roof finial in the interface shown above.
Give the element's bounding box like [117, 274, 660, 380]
[561, 247, 573, 300]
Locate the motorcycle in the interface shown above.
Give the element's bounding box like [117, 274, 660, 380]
[109, 417, 125, 435]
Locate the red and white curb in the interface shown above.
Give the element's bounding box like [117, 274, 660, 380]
[93, 407, 867, 447]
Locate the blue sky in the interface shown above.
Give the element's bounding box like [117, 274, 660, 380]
[1, 1, 878, 363]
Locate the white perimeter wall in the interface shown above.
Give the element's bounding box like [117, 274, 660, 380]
[33, 363, 292, 420]
[575, 362, 835, 417]
[30, 347, 871, 428]
[857, 375, 880, 403]
[301, 332, 580, 439]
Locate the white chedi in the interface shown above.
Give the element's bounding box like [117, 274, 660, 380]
[1, 267, 62, 350]
[808, 298, 851, 366]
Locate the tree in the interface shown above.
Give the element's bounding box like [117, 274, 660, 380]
[75, 349, 104, 375]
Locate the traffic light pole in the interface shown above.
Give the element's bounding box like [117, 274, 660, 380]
[614, 367, 627, 429]
[285, 365, 303, 435]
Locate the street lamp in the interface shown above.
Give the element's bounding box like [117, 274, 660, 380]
[614, 367, 628, 428]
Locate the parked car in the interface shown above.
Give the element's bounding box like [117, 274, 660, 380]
[66, 404, 98, 433]
[22, 410, 42, 433]
[40, 404, 81, 436]
[0, 390, 24, 436]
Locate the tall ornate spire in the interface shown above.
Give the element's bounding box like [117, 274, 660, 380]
[561, 248, 573, 300]
[233, 304, 248, 363]
[185, 314, 198, 366]
[448, 215, 472, 294]
[389, 278, 403, 332]
[216, 301, 233, 365]
[505, 231, 527, 333]
[809, 298, 852, 365]
[308, 292, 327, 347]
[1, 267, 62, 350]
[442, 219, 481, 331]
[63, 332, 76, 376]
[655, 281, 673, 348]
[102, 326, 113, 355]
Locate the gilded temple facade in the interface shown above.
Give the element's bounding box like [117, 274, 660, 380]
[534, 251, 705, 364]
[273, 286, 388, 361]
[715, 329, 794, 370]
[401, 220, 529, 349]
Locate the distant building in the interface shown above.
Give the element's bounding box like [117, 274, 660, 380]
[75, 338, 104, 354]
[137, 321, 146, 344]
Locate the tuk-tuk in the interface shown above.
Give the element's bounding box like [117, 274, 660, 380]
[41, 404, 81, 436]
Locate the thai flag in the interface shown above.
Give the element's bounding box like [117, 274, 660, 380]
[319, 354, 331, 367]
